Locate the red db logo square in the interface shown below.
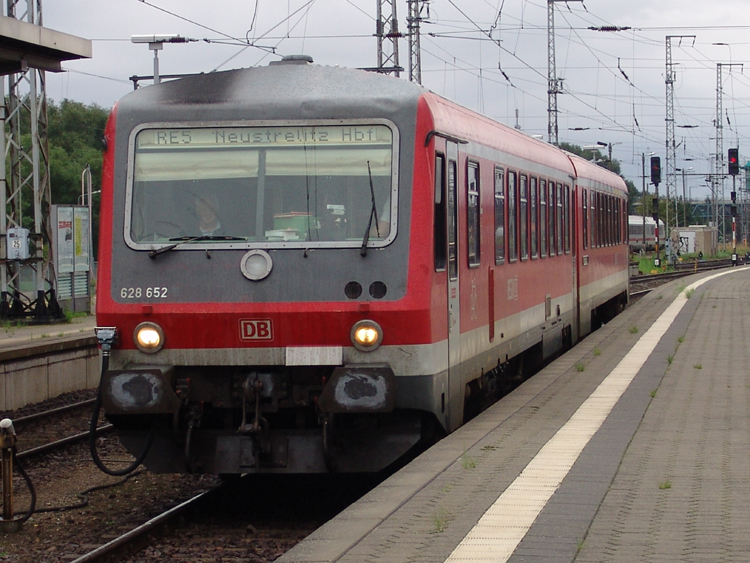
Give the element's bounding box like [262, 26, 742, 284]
[239, 319, 273, 341]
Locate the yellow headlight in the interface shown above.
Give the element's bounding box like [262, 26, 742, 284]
[351, 320, 383, 351]
[134, 322, 164, 353]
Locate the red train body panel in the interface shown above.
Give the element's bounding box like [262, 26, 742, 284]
[96, 58, 628, 475]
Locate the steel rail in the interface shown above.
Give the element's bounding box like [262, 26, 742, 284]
[8, 399, 97, 426]
[16, 425, 114, 460]
[69, 487, 219, 563]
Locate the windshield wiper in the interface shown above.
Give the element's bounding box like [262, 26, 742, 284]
[148, 235, 246, 259]
[361, 161, 380, 257]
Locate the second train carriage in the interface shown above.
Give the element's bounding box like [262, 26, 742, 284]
[628, 215, 664, 252]
[95, 56, 629, 475]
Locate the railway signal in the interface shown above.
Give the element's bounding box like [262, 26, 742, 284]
[728, 148, 739, 176]
[650, 156, 661, 185]
[728, 149, 739, 264]
[650, 156, 662, 267]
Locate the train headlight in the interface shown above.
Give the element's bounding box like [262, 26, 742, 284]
[351, 320, 383, 352]
[134, 322, 164, 353]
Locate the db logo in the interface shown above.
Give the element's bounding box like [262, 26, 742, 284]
[239, 319, 273, 341]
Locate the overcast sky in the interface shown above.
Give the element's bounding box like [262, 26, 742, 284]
[33, 0, 750, 199]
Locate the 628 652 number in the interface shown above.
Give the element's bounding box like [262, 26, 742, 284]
[119, 287, 169, 299]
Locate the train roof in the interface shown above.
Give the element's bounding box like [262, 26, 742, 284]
[629, 215, 664, 226]
[115, 56, 627, 196]
[564, 151, 629, 193]
[422, 91, 576, 177]
[114, 57, 425, 123]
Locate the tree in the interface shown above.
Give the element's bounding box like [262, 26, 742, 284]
[47, 99, 109, 258]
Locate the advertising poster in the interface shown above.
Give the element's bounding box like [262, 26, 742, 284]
[57, 206, 75, 274]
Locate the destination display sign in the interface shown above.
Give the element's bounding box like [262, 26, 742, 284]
[137, 124, 392, 149]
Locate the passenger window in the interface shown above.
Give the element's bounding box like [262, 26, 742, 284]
[564, 185, 571, 254]
[520, 175, 528, 260]
[494, 168, 505, 264]
[530, 178, 538, 259]
[540, 180, 547, 257]
[508, 172, 517, 262]
[582, 189, 588, 251]
[548, 181, 556, 257]
[448, 160, 458, 280]
[434, 154, 447, 271]
[555, 184, 565, 255]
[467, 162, 480, 267]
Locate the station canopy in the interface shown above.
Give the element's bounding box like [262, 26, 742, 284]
[0, 15, 90, 75]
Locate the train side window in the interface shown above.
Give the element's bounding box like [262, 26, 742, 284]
[582, 189, 588, 251]
[520, 174, 528, 261]
[594, 192, 600, 248]
[434, 154, 447, 271]
[548, 180, 556, 257]
[448, 160, 458, 280]
[564, 184, 571, 254]
[530, 177, 538, 259]
[508, 171, 517, 262]
[540, 180, 547, 257]
[467, 162, 480, 267]
[494, 167, 505, 264]
[616, 196, 621, 245]
[556, 183, 563, 255]
[589, 191, 596, 248]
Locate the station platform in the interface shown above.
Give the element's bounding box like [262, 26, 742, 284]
[0, 314, 96, 351]
[279, 266, 750, 563]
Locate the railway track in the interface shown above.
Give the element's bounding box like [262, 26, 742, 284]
[69, 488, 219, 563]
[2, 393, 116, 461]
[630, 258, 739, 286]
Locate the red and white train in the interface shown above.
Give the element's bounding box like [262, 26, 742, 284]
[95, 55, 629, 474]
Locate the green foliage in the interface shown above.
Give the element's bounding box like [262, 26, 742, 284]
[48, 99, 109, 258]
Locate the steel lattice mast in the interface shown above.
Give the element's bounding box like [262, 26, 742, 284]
[407, 0, 428, 84]
[1, 0, 61, 320]
[714, 63, 723, 242]
[376, 0, 401, 76]
[547, 0, 581, 145]
[713, 62, 743, 249]
[664, 37, 676, 233]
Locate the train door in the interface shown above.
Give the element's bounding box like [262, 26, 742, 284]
[446, 142, 463, 431]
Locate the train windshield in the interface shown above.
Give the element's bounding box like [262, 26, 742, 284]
[127, 123, 396, 247]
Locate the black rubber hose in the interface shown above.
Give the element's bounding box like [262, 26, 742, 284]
[11, 449, 36, 524]
[89, 354, 155, 476]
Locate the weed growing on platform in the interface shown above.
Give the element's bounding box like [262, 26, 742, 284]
[431, 507, 452, 533]
[659, 480, 672, 490]
[667, 355, 674, 365]
[593, 348, 601, 356]
[629, 326, 639, 334]
[684, 288, 695, 299]
[650, 389, 657, 398]
[575, 362, 585, 372]
[461, 453, 477, 469]
[694, 364, 702, 369]
[678, 335, 685, 343]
